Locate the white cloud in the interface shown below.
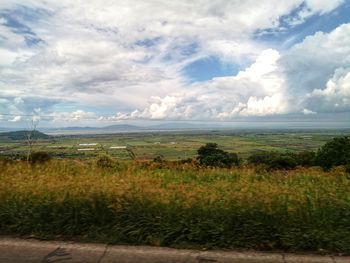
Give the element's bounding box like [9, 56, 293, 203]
[52, 110, 98, 123]
[305, 0, 344, 14]
[283, 0, 345, 26]
[281, 23, 350, 113]
[303, 108, 317, 115]
[117, 22, 350, 120]
[115, 49, 288, 120]
[9, 116, 22, 122]
[307, 68, 350, 111]
[0, 0, 347, 124]
[0, 48, 18, 65]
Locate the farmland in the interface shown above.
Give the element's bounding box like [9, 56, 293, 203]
[1, 129, 349, 160]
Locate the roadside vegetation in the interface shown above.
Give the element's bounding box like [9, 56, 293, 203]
[0, 136, 349, 254]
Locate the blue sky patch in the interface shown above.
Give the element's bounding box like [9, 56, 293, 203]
[135, 37, 162, 47]
[0, 5, 47, 46]
[183, 56, 239, 82]
[254, 1, 350, 49]
[161, 41, 199, 62]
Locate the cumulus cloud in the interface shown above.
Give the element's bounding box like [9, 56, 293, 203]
[281, 23, 350, 113]
[116, 22, 350, 120]
[8, 116, 22, 122]
[307, 68, 350, 112]
[303, 109, 317, 115]
[115, 49, 288, 120]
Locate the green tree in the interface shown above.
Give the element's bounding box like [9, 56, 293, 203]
[315, 136, 350, 170]
[248, 151, 298, 170]
[28, 151, 51, 164]
[197, 143, 239, 168]
[295, 151, 316, 167]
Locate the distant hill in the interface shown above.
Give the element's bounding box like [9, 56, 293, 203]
[0, 130, 50, 140]
[104, 124, 141, 130]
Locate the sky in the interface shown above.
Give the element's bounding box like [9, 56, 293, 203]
[0, 0, 350, 127]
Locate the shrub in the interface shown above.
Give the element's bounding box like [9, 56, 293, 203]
[345, 164, 350, 175]
[197, 143, 239, 168]
[177, 158, 196, 164]
[96, 154, 116, 168]
[153, 155, 165, 163]
[28, 151, 51, 164]
[315, 136, 350, 170]
[248, 152, 273, 166]
[268, 153, 298, 170]
[248, 152, 297, 170]
[295, 151, 316, 167]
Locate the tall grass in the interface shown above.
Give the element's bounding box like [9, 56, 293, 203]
[0, 159, 349, 253]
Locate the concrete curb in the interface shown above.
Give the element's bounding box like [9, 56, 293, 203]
[0, 237, 348, 263]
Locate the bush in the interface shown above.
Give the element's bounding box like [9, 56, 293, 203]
[177, 158, 196, 165]
[295, 151, 316, 167]
[28, 151, 51, 164]
[315, 136, 350, 170]
[96, 155, 116, 168]
[197, 143, 239, 168]
[268, 154, 298, 170]
[153, 155, 165, 163]
[248, 152, 297, 170]
[345, 164, 350, 175]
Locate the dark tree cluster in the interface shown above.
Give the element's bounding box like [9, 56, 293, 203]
[314, 136, 350, 170]
[247, 151, 316, 170]
[197, 143, 240, 168]
[196, 136, 350, 171]
[28, 151, 51, 164]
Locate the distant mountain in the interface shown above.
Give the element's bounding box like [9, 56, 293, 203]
[0, 130, 50, 140]
[0, 128, 17, 133]
[104, 124, 141, 130]
[54, 126, 100, 131]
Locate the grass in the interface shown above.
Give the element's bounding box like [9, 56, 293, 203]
[0, 159, 350, 254]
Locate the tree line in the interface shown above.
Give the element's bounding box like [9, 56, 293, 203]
[197, 136, 350, 171]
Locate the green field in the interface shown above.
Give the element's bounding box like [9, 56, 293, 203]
[1, 129, 349, 160]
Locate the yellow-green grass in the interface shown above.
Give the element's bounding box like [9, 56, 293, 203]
[0, 159, 350, 253]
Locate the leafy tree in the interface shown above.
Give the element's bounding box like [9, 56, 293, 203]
[345, 164, 350, 175]
[28, 151, 51, 164]
[295, 151, 316, 167]
[248, 151, 298, 170]
[315, 136, 350, 170]
[197, 143, 239, 168]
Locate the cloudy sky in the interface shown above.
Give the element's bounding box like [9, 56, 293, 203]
[0, 0, 350, 127]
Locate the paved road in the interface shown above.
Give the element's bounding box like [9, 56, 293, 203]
[0, 237, 348, 263]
